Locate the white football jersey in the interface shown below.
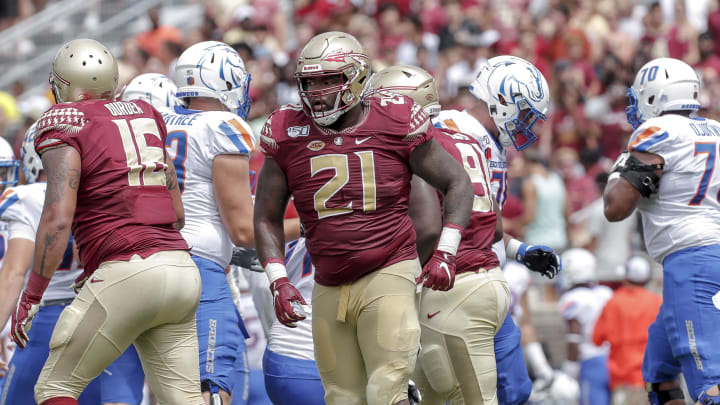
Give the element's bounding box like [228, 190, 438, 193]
[558, 285, 613, 361]
[267, 237, 315, 361]
[0, 221, 8, 268]
[0, 183, 81, 303]
[627, 115, 720, 262]
[503, 261, 531, 322]
[162, 106, 256, 267]
[433, 109, 508, 265]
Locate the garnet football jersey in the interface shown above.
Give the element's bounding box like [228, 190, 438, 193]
[34, 100, 188, 277]
[260, 94, 433, 286]
[433, 128, 499, 273]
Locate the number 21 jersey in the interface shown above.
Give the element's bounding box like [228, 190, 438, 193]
[260, 95, 433, 286]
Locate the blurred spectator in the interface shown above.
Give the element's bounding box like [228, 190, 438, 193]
[520, 152, 568, 252]
[571, 173, 638, 280]
[593, 256, 662, 405]
[135, 5, 182, 59]
[696, 31, 720, 76]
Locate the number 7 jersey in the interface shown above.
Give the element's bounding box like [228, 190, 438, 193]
[260, 95, 433, 286]
[628, 114, 720, 262]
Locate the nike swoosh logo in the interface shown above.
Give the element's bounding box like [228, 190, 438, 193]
[427, 311, 441, 319]
[355, 137, 371, 144]
[90, 278, 104, 283]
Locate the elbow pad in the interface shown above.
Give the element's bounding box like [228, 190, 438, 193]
[612, 154, 664, 198]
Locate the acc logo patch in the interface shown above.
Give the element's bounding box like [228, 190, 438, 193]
[287, 125, 310, 138]
[307, 140, 325, 151]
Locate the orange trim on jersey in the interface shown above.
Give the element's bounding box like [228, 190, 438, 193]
[443, 119, 461, 132]
[629, 126, 662, 151]
[0, 189, 13, 202]
[229, 119, 255, 152]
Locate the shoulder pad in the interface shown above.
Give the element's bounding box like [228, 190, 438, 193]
[35, 105, 88, 137]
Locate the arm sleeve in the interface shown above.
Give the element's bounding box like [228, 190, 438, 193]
[627, 122, 676, 168]
[0, 189, 36, 241]
[34, 105, 87, 155]
[211, 113, 255, 158]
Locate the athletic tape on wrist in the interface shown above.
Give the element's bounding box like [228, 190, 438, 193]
[437, 224, 463, 256]
[506, 238, 524, 260]
[264, 259, 288, 284]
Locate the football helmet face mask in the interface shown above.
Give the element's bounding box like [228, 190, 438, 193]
[0, 136, 19, 192]
[626, 57, 700, 130]
[470, 55, 549, 151]
[121, 73, 185, 109]
[175, 41, 252, 119]
[21, 124, 42, 184]
[296, 31, 370, 126]
[365, 65, 441, 118]
[50, 39, 119, 103]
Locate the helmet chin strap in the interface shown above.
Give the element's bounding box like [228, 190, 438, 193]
[498, 131, 514, 147]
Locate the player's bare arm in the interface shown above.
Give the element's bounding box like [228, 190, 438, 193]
[35, 146, 79, 279]
[254, 156, 291, 266]
[604, 150, 664, 222]
[408, 175, 443, 265]
[214, 154, 255, 247]
[165, 154, 184, 230]
[0, 238, 34, 332]
[409, 139, 473, 228]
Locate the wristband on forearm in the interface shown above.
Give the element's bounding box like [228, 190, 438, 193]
[506, 238, 525, 260]
[263, 258, 288, 283]
[437, 224, 463, 255]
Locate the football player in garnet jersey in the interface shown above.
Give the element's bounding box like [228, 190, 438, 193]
[368, 64, 511, 404]
[0, 125, 145, 405]
[11, 38, 204, 405]
[605, 57, 720, 405]
[253, 31, 474, 405]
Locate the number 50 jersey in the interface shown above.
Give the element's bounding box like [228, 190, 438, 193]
[162, 105, 255, 267]
[628, 114, 720, 262]
[260, 95, 434, 286]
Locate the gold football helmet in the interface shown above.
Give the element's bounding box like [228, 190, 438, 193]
[366, 65, 440, 117]
[295, 31, 370, 126]
[50, 38, 119, 103]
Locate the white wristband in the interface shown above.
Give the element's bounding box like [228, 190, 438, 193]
[265, 262, 288, 284]
[437, 226, 462, 256]
[506, 238, 523, 259]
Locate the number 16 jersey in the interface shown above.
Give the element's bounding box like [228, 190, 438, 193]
[34, 100, 188, 276]
[260, 95, 434, 286]
[628, 114, 720, 262]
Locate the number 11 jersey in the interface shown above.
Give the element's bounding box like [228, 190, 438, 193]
[260, 95, 434, 286]
[34, 99, 188, 276]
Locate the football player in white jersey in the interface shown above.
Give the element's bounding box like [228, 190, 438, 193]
[556, 249, 611, 405]
[604, 57, 720, 405]
[120, 72, 185, 110]
[164, 41, 299, 405]
[0, 136, 18, 382]
[368, 59, 558, 405]
[0, 126, 145, 405]
[252, 238, 324, 405]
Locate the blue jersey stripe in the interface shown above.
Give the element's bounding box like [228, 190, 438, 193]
[632, 131, 669, 152]
[0, 194, 19, 217]
[218, 121, 250, 153]
[285, 240, 298, 263]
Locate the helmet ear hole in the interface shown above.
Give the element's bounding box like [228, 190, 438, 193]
[498, 94, 507, 106]
[648, 95, 655, 105]
[226, 81, 232, 91]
